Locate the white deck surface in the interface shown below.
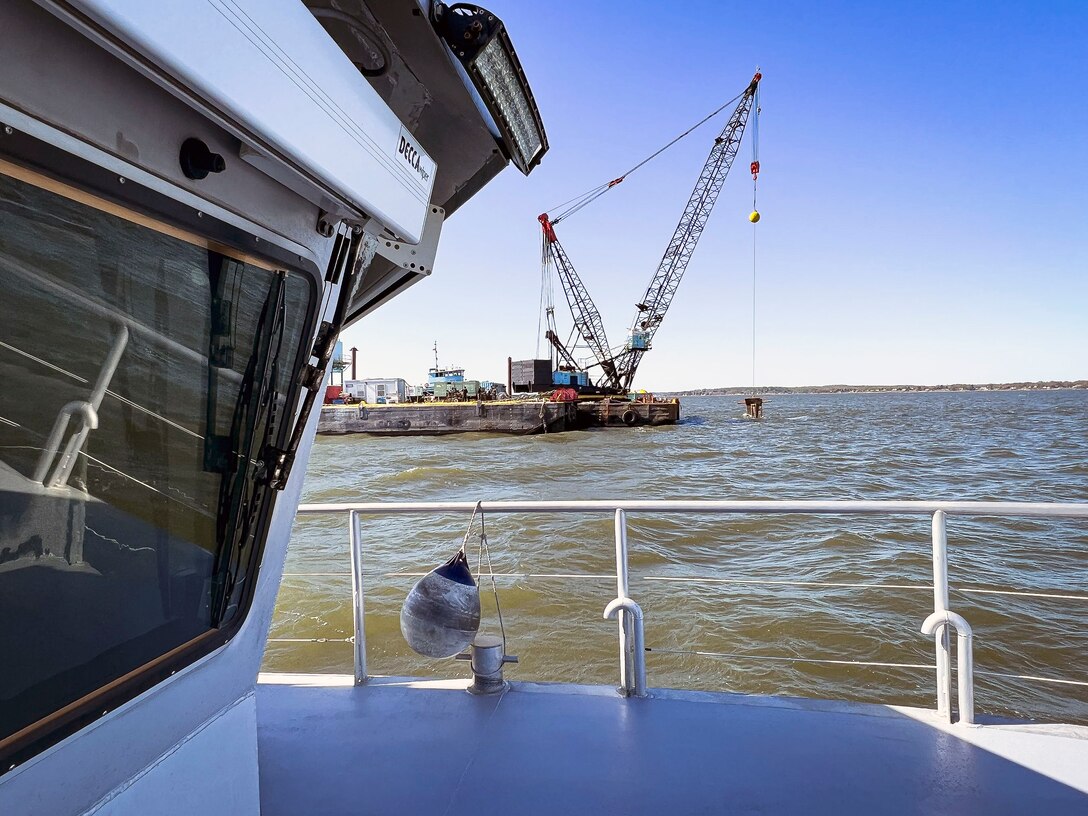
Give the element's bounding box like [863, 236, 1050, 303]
[256, 674, 1088, 815]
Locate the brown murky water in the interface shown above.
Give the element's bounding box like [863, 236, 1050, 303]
[263, 391, 1088, 723]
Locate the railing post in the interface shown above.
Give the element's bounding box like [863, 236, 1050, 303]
[348, 510, 367, 685]
[956, 626, 975, 725]
[35, 325, 128, 487]
[931, 510, 951, 720]
[614, 509, 630, 692]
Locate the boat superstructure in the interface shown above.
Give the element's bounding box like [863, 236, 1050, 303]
[0, 0, 545, 812]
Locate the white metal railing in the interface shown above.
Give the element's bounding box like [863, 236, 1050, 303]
[287, 500, 1088, 723]
[33, 325, 128, 489]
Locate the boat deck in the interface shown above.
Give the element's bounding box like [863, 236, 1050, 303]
[256, 674, 1088, 815]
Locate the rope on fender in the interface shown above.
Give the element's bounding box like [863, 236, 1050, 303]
[466, 501, 507, 655]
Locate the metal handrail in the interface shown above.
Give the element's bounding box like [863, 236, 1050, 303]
[921, 610, 975, 725]
[297, 500, 1088, 517]
[33, 325, 128, 488]
[290, 499, 1088, 719]
[604, 597, 647, 698]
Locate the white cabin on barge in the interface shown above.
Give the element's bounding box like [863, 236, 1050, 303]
[344, 377, 408, 404]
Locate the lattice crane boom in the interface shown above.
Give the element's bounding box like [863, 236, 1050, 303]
[613, 71, 761, 391]
[537, 71, 760, 393]
[537, 214, 622, 390]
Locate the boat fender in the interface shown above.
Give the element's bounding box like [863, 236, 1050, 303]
[400, 550, 481, 658]
[622, 409, 638, 426]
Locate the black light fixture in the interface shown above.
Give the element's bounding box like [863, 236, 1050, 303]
[432, 3, 548, 175]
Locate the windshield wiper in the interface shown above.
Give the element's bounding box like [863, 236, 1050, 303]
[264, 228, 370, 491]
[205, 254, 286, 623]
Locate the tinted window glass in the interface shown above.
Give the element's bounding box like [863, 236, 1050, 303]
[0, 165, 311, 744]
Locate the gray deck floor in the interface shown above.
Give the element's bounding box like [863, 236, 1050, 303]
[256, 674, 1088, 816]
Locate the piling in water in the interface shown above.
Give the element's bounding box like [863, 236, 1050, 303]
[744, 397, 763, 419]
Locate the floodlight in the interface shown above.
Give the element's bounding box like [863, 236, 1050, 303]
[433, 3, 548, 174]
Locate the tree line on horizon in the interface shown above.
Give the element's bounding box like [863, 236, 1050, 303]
[663, 380, 1088, 396]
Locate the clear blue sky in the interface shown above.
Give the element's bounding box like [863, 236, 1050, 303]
[342, 0, 1088, 390]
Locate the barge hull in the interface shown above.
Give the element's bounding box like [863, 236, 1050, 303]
[574, 398, 681, 429]
[318, 401, 577, 436]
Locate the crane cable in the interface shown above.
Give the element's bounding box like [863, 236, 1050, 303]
[538, 83, 750, 356]
[752, 219, 757, 388]
[536, 231, 551, 357]
[750, 80, 761, 388]
[546, 87, 748, 226]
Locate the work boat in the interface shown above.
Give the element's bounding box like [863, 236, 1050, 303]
[1, 3, 1086, 815]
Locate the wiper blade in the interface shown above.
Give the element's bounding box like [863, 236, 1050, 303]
[265, 228, 371, 490]
[206, 257, 286, 622]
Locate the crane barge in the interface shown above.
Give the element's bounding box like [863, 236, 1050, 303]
[519, 71, 761, 426]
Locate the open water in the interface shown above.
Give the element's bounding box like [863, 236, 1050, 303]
[263, 391, 1088, 723]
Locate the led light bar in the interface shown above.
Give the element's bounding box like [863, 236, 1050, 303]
[433, 3, 548, 175]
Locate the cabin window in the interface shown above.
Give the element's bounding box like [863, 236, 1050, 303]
[0, 162, 311, 757]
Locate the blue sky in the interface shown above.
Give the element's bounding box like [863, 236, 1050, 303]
[341, 0, 1088, 390]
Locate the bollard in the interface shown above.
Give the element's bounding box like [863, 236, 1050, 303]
[458, 634, 518, 695]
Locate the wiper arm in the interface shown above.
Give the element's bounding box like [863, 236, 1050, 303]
[265, 228, 371, 490]
[206, 256, 286, 622]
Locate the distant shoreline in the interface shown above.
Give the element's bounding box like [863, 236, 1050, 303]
[660, 380, 1088, 397]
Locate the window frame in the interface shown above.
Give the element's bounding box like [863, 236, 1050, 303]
[0, 127, 323, 774]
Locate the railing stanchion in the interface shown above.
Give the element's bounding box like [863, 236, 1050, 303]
[614, 509, 631, 693]
[349, 510, 368, 685]
[931, 510, 951, 720]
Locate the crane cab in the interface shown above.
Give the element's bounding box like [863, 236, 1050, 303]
[626, 330, 651, 351]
